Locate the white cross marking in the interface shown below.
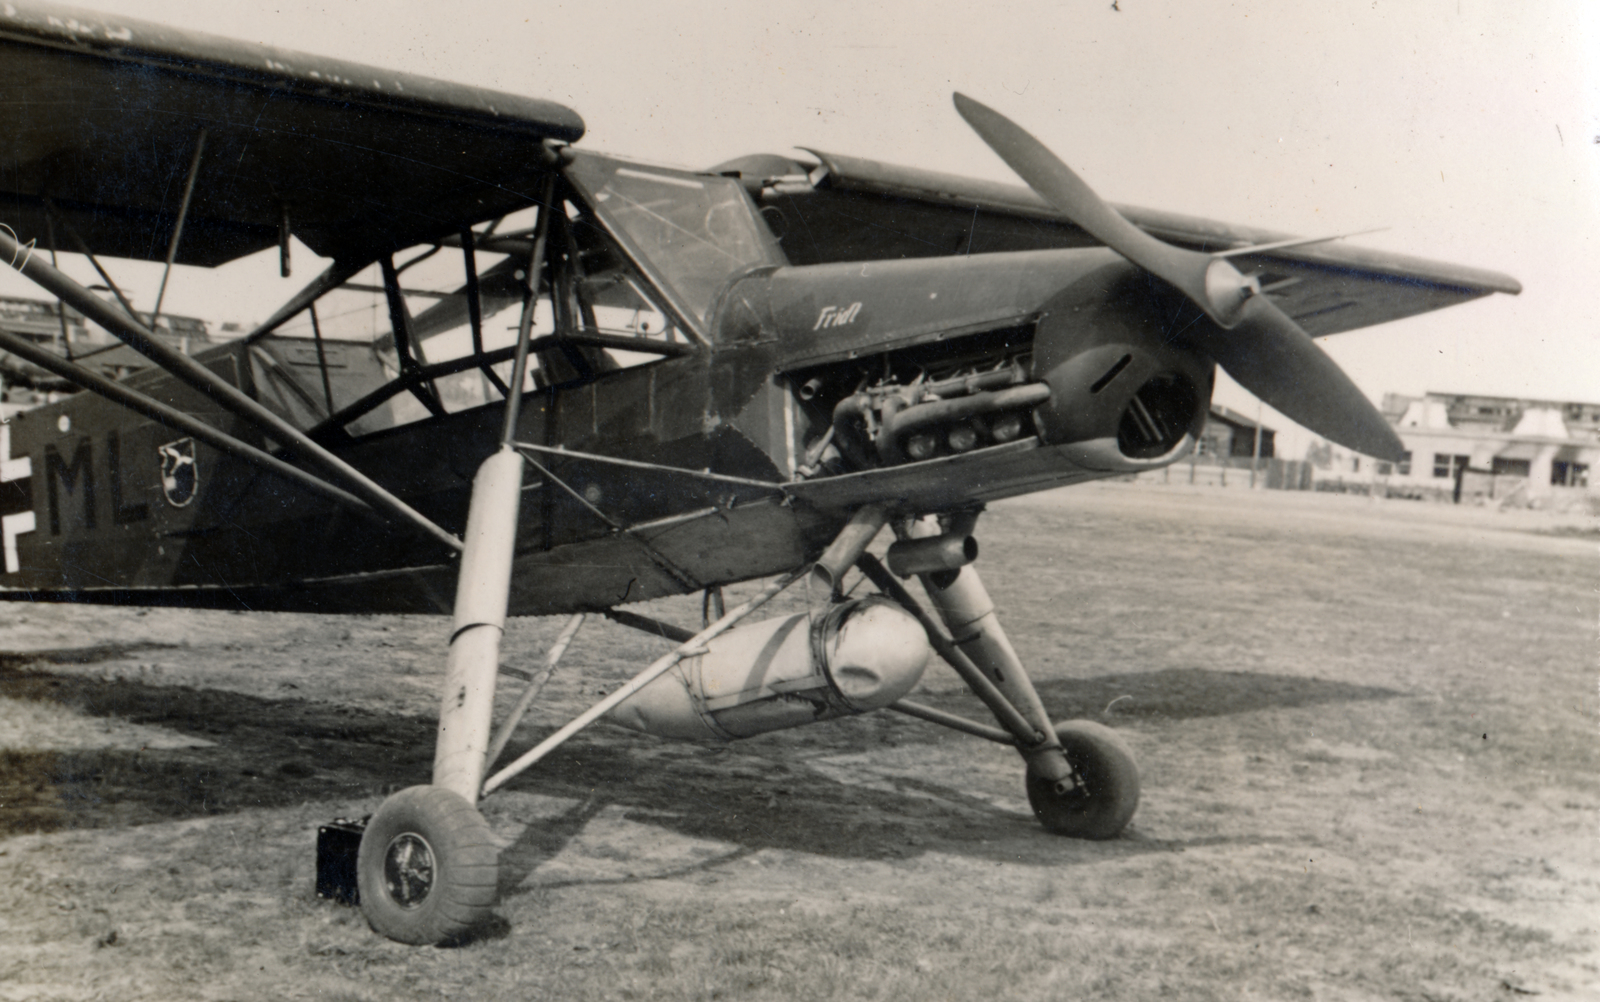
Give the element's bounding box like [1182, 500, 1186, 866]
[1, 424, 30, 482]
[1, 424, 34, 572]
[3, 511, 33, 573]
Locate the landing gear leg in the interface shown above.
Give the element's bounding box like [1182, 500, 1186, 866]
[359, 447, 525, 944]
[906, 518, 1139, 839]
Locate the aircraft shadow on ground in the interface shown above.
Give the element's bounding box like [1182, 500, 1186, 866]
[0, 653, 1401, 868]
[1024, 668, 1401, 722]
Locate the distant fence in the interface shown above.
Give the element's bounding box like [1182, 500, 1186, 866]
[1315, 474, 1600, 513]
[1139, 457, 1314, 490]
[1314, 471, 1533, 503]
[1312, 478, 1438, 500]
[1134, 457, 1597, 510]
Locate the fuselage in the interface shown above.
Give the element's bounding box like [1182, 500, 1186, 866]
[0, 151, 1214, 614]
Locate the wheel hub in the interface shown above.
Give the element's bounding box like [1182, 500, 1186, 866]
[1051, 776, 1084, 797]
[382, 832, 436, 909]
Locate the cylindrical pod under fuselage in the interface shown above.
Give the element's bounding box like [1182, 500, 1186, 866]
[607, 597, 931, 740]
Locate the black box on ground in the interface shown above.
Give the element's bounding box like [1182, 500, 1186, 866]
[316, 817, 368, 905]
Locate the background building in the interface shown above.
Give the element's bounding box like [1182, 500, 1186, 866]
[1371, 391, 1598, 506]
[1, 294, 223, 416]
[1197, 405, 1275, 461]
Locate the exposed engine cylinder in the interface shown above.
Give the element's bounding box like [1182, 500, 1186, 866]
[608, 597, 931, 740]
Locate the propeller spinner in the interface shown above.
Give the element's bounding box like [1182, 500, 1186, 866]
[952, 93, 1404, 462]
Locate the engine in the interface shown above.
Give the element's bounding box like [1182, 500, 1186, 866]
[790, 306, 1213, 477]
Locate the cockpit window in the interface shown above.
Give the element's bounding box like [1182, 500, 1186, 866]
[256, 193, 695, 440]
[586, 164, 782, 325]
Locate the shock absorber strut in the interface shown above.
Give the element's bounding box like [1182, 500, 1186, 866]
[902, 516, 1076, 789]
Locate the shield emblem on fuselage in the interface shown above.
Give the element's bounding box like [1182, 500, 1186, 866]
[158, 438, 197, 507]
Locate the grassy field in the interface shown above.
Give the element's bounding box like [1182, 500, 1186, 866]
[0, 481, 1594, 1001]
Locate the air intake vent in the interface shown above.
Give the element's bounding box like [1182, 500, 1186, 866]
[1117, 373, 1197, 459]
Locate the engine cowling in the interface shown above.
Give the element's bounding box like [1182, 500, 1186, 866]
[1028, 271, 1214, 470]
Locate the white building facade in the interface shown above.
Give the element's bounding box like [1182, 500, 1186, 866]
[1378, 392, 1598, 506]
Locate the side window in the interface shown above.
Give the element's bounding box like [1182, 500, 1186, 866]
[560, 210, 691, 368]
[580, 161, 784, 326]
[257, 197, 690, 438]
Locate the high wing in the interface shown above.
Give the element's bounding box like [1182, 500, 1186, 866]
[0, 1, 582, 266]
[714, 149, 1521, 338]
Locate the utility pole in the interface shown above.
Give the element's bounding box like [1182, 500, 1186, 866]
[1250, 398, 1263, 489]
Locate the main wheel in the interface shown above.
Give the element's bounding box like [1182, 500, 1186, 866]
[1026, 720, 1140, 840]
[357, 785, 499, 945]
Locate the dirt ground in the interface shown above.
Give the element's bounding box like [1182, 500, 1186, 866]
[0, 481, 1595, 1001]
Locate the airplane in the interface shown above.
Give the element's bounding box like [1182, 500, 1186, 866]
[0, 2, 1519, 945]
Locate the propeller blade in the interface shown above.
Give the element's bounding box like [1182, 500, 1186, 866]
[1194, 297, 1404, 461]
[954, 91, 1403, 460]
[953, 92, 1255, 327]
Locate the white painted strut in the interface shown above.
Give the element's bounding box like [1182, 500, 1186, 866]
[477, 503, 886, 797]
[905, 516, 1074, 785]
[480, 566, 807, 796]
[433, 446, 525, 803]
[483, 612, 586, 771]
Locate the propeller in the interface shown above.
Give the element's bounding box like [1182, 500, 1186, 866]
[953, 93, 1404, 462]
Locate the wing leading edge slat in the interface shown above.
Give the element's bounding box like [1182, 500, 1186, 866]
[735, 148, 1518, 339]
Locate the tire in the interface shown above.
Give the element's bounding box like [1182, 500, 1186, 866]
[357, 785, 500, 945]
[1026, 720, 1140, 840]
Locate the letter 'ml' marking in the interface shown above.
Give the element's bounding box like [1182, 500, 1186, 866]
[46, 438, 94, 534]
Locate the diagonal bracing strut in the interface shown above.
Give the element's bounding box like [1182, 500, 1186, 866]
[476, 503, 892, 797]
[479, 565, 810, 796]
[0, 327, 372, 514]
[0, 227, 462, 553]
[483, 612, 586, 772]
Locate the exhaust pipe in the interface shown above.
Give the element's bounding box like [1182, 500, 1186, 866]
[878, 382, 1051, 463]
[830, 382, 1052, 467]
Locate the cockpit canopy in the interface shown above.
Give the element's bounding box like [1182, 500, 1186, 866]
[248, 152, 782, 440]
[566, 153, 786, 326]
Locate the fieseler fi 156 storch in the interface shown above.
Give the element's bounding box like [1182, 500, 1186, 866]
[0, 2, 1518, 944]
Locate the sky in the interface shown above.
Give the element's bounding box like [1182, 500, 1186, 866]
[5, 0, 1597, 455]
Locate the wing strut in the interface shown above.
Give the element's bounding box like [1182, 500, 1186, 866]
[499, 176, 556, 445]
[150, 128, 208, 331]
[0, 227, 463, 553]
[0, 326, 371, 513]
[43, 199, 145, 329]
